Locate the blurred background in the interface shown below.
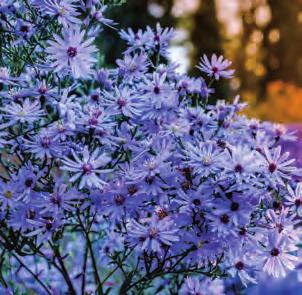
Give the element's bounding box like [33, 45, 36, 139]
[103, 0, 302, 123]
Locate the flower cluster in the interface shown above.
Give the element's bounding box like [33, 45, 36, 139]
[0, 1, 301, 294]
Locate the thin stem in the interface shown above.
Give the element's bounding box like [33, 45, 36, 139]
[12, 253, 52, 295]
[77, 213, 103, 295]
[81, 241, 89, 295]
[50, 243, 76, 295]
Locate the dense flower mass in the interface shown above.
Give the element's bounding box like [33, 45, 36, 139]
[0, 1, 301, 294]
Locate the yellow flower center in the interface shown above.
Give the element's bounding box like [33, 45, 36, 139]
[4, 190, 12, 199]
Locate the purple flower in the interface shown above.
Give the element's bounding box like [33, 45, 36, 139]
[180, 276, 225, 295]
[31, 0, 81, 27]
[103, 87, 143, 118]
[261, 146, 302, 186]
[46, 27, 97, 78]
[197, 54, 235, 80]
[60, 146, 112, 189]
[116, 53, 149, 81]
[127, 216, 179, 253]
[183, 142, 224, 177]
[284, 182, 302, 216]
[0, 99, 44, 125]
[258, 232, 299, 278]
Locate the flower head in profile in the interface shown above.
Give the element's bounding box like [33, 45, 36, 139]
[46, 27, 97, 78]
[60, 146, 112, 189]
[197, 54, 235, 80]
[284, 182, 302, 216]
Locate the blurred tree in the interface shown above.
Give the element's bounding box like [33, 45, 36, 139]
[188, 0, 229, 100]
[189, 0, 223, 74]
[262, 0, 302, 89]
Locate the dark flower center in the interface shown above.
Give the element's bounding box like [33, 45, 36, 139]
[20, 25, 29, 33]
[270, 248, 280, 256]
[181, 180, 191, 191]
[145, 176, 155, 184]
[235, 261, 245, 270]
[193, 199, 201, 206]
[295, 198, 302, 207]
[273, 201, 281, 209]
[234, 164, 244, 173]
[239, 227, 246, 236]
[91, 94, 99, 101]
[114, 194, 125, 205]
[46, 221, 53, 231]
[220, 214, 230, 224]
[67, 46, 77, 58]
[268, 162, 277, 173]
[88, 117, 98, 125]
[26, 210, 36, 219]
[154, 35, 160, 42]
[82, 163, 93, 174]
[128, 185, 138, 195]
[25, 178, 33, 187]
[155, 207, 168, 220]
[41, 137, 50, 148]
[212, 66, 219, 73]
[231, 202, 239, 211]
[149, 228, 158, 238]
[153, 86, 160, 94]
[117, 97, 127, 107]
[51, 193, 61, 205]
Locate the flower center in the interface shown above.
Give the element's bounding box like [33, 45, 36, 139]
[128, 185, 138, 195]
[51, 193, 61, 205]
[220, 214, 230, 224]
[239, 227, 246, 236]
[41, 137, 50, 148]
[153, 86, 160, 94]
[295, 198, 302, 206]
[212, 66, 219, 73]
[46, 221, 53, 231]
[82, 163, 93, 174]
[268, 162, 277, 173]
[67, 46, 77, 58]
[270, 248, 280, 256]
[202, 156, 212, 166]
[25, 178, 33, 187]
[231, 202, 239, 211]
[234, 164, 244, 173]
[235, 261, 245, 270]
[88, 117, 98, 125]
[114, 194, 125, 205]
[91, 94, 99, 101]
[193, 199, 201, 206]
[117, 97, 127, 107]
[155, 207, 168, 220]
[4, 190, 12, 199]
[20, 25, 29, 33]
[149, 228, 158, 238]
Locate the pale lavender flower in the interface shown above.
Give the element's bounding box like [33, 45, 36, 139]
[197, 54, 235, 80]
[261, 146, 302, 186]
[46, 27, 97, 78]
[284, 182, 302, 216]
[258, 232, 299, 278]
[31, 0, 81, 27]
[60, 146, 112, 189]
[0, 99, 44, 125]
[127, 216, 179, 253]
[180, 277, 225, 295]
